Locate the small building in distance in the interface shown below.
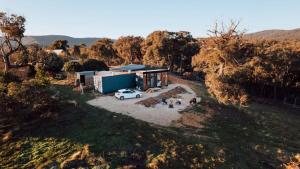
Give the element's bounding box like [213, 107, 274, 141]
[46, 49, 64, 55]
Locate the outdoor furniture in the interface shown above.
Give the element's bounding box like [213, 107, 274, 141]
[190, 98, 197, 105]
[176, 99, 182, 105]
[169, 100, 174, 108]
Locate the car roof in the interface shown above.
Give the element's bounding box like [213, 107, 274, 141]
[118, 89, 131, 92]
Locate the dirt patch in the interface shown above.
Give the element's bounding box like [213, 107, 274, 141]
[174, 113, 205, 128]
[173, 102, 214, 129]
[169, 74, 202, 96]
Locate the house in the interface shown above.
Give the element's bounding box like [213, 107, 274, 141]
[93, 71, 136, 94]
[135, 69, 169, 90]
[75, 71, 96, 86]
[75, 64, 169, 94]
[46, 49, 64, 55]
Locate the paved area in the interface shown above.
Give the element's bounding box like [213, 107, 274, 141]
[87, 84, 197, 126]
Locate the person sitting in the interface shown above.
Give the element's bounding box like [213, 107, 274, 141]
[169, 100, 174, 108]
[162, 98, 168, 105]
[189, 98, 197, 105]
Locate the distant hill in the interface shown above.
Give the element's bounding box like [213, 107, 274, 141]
[246, 28, 300, 41]
[20, 35, 100, 47]
[2, 28, 300, 47]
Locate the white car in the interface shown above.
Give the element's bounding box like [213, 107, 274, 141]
[115, 89, 142, 100]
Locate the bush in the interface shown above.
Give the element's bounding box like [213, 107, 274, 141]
[0, 82, 6, 93]
[0, 80, 60, 123]
[41, 53, 64, 73]
[6, 82, 21, 97]
[34, 68, 50, 86]
[0, 72, 21, 83]
[64, 61, 83, 73]
[82, 59, 109, 71]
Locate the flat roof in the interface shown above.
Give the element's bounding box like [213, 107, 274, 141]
[76, 71, 95, 75]
[135, 69, 169, 74]
[111, 64, 146, 71]
[95, 71, 134, 77]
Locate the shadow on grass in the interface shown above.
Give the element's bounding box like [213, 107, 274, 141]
[7, 84, 220, 168]
[192, 98, 300, 169]
[1, 84, 299, 168]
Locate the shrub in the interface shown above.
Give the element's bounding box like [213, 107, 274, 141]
[0, 82, 6, 93]
[41, 53, 64, 73]
[1, 81, 60, 123]
[34, 68, 50, 86]
[6, 82, 21, 97]
[64, 61, 83, 73]
[0, 72, 21, 83]
[82, 59, 109, 71]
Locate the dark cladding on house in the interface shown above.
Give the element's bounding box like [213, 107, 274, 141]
[135, 69, 168, 91]
[75, 64, 169, 94]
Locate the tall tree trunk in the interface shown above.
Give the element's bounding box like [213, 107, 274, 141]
[1, 50, 10, 73]
[180, 55, 183, 75]
[168, 54, 175, 72]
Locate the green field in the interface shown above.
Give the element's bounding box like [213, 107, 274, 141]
[0, 82, 299, 169]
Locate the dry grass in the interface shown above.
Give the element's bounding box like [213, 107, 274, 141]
[1, 79, 299, 168]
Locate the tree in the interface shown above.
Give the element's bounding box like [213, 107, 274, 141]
[192, 21, 300, 106]
[82, 59, 108, 71]
[192, 21, 249, 106]
[171, 31, 199, 73]
[113, 36, 144, 64]
[48, 40, 69, 52]
[40, 53, 64, 74]
[27, 43, 42, 64]
[72, 45, 81, 58]
[142, 31, 174, 68]
[90, 38, 123, 66]
[0, 11, 28, 72]
[64, 61, 83, 73]
[142, 31, 199, 72]
[71, 44, 88, 63]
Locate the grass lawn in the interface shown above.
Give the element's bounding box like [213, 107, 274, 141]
[0, 82, 299, 168]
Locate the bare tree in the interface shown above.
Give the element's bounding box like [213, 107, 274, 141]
[0, 12, 28, 72]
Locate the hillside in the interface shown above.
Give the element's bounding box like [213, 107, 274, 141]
[246, 28, 300, 41]
[23, 35, 100, 47]
[19, 35, 100, 47]
[2, 28, 300, 48]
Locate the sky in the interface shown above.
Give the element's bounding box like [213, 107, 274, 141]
[1, 0, 300, 38]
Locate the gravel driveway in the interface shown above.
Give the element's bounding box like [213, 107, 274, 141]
[87, 84, 197, 126]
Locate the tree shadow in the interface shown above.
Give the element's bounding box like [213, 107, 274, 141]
[3, 84, 299, 168]
[10, 84, 187, 168]
[194, 99, 300, 168]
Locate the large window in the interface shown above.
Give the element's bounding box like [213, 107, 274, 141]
[157, 73, 161, 80]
